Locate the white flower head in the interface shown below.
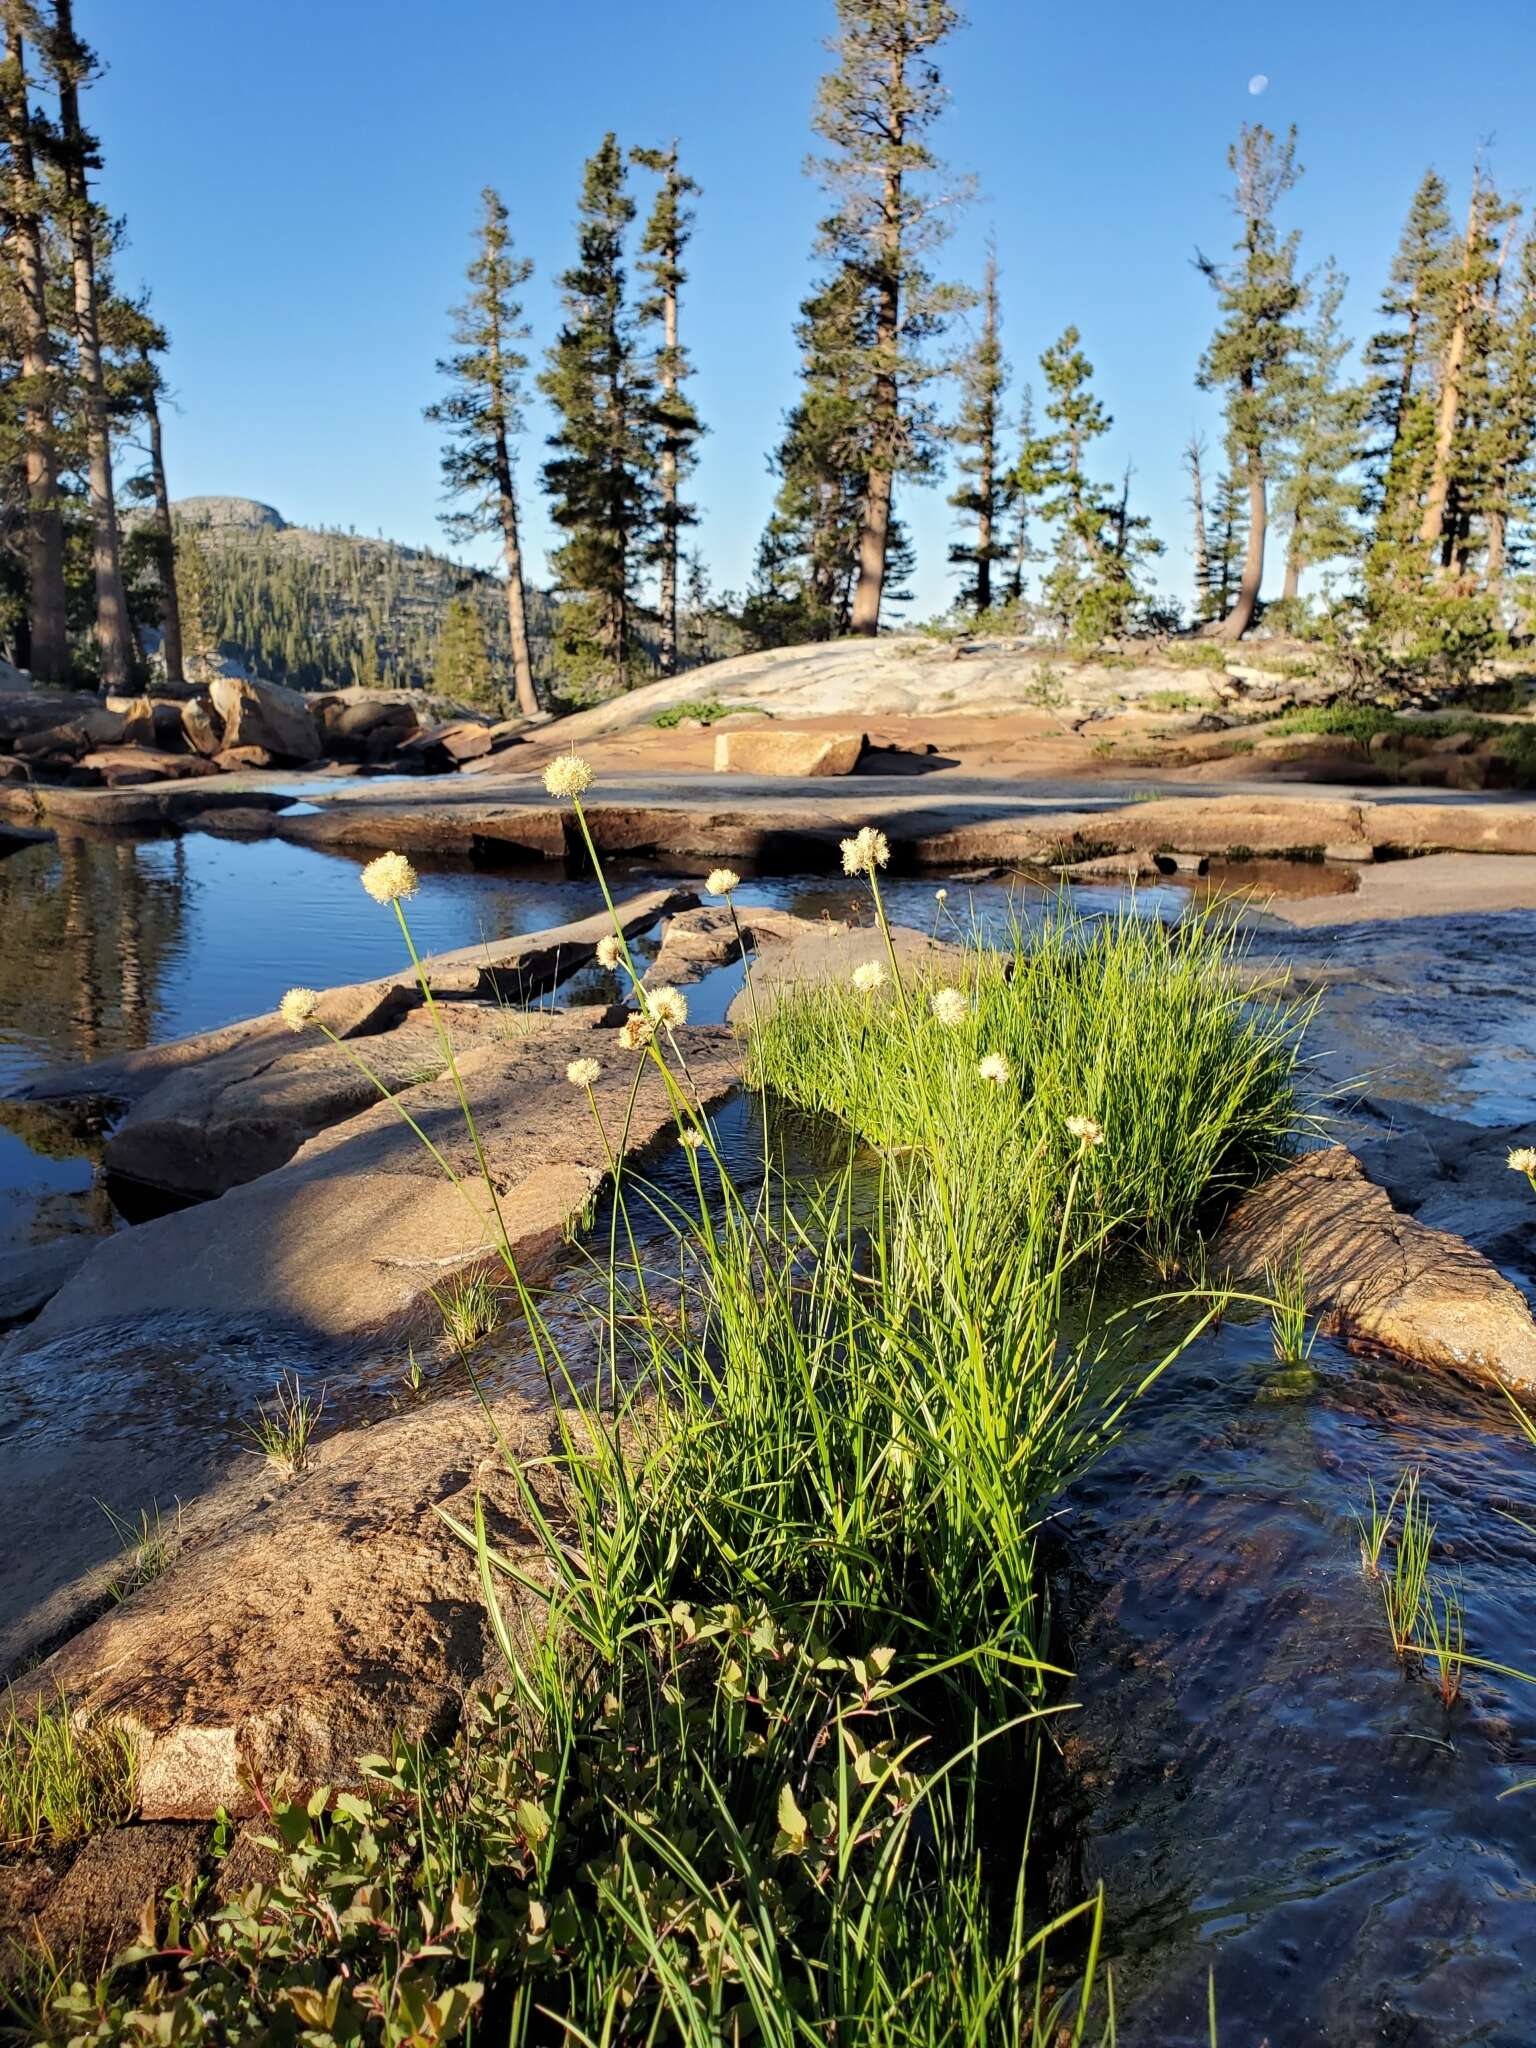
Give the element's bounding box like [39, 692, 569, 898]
[705, 868, 741, 897]
[840, 826, 890, 877]
[678, 1127, 705, 1151]
[543, 752, 595, 800]
[617, 1014, 654, 1053]
[361, 851, 419, 905]
[645, 984, 688, 1029]
[1509, 1147, 1536, 1175]
[935, 888, 949, 904]
[930, 986, 967, 1027]
[852, 960, 887, 994]
[566, 1057, 602, 1088]
[1066, 1114, 1105, 1149]
[596, 934, 623, 970]
[280, 987, 320, 1032]
[977, 1053, 1010, 1086]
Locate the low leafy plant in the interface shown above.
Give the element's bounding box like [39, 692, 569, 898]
[0, 1694, 135, 1851]
[245, 1370, 325, 1478]
[652, 697, 761, 729]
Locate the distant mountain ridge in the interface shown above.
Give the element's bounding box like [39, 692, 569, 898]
[174, 496, 556, 695]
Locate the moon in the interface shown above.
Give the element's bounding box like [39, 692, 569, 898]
[1248, 73, 1269, 94]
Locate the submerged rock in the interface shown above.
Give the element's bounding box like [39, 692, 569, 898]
[1215, 1144, 1536, 1392]
[0, 1236, 98, 1324]
[26, 1022, 738, 1350]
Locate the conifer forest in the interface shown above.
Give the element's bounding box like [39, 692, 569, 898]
[1, 0, 1533, 709]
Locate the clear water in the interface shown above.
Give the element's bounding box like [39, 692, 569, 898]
[1061, 1314, 1536, 2046]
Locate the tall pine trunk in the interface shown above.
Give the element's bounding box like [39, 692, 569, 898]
[657, 267, 680, 675]
[1186, 434, 1210, 617]
[2, 13, 67, 681]
[51, 0, 133, 692]
[1419, 185, 1481, 555]
[1214, 443, 1265, 639]
[850, 132, 904, 637]
[140, 362, 184, 685]
[492, 423, 538, 717]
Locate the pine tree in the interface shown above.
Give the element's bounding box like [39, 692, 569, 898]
[425, 187, 539, 717]
[1418, 168, 1517, 562]
[1184, 431, 1212, 620]
[104, 294, 183, 680]
[810, 0, 970, 634]
[0, 2, 66, 680]
[433, 594, 495, 706]
[172, 520, 216, 681]
[1484, 230, 1536, 592]
[947, 243, 1011, 614]
[1029, 325, 1138, 639]
[631, 142, 701, 679]
[1206, 451, 1250, 620]
[1363, 171, 1454, 541]
[43, 0, 134, 689]
[746, 264, 870, 644]
[1274, 261, 1366, 602]
[539, 136, 654, 698]
[1196, 124, 1306, 639]
[1002, 385, 1049, 607]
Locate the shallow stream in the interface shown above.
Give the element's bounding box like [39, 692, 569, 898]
[2, 822, 1536, 2041]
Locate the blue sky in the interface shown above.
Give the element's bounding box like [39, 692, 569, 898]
[82, 0, 1536, 621]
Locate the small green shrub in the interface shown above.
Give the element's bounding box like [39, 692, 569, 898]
[652, 698, 761, 729]
[1164, 641, 1232, 672]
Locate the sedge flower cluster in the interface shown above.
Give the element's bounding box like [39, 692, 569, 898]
[852, 960, 887, 994]
[361, 851, 419, 905]
[840, 826, 890, 877]
[596, 934, 623, 970]
[543, 753, 595, 800]
[1509, 1146, 1536, 1176]
[566, 1057, 602, 1089]
[977, 1053, 1010, 1085]
[1066, 1114, 1105, 1149]
[617, 1015, 654, 1053]
[930, 986, 967, 1027]
[705, 868, 741, 897]
[644, 985, 688, 1029]
[280, 987, 320, 1032]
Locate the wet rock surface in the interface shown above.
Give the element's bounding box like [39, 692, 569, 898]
[1216, 1144, 1536, 1391]
[22, 1387, 568, 1819]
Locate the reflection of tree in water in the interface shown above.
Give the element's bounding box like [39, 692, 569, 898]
[0, 832, 190, 1071]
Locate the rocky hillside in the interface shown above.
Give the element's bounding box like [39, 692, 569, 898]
[175, 497, 559, 697]
[175, 497, 744, 701]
